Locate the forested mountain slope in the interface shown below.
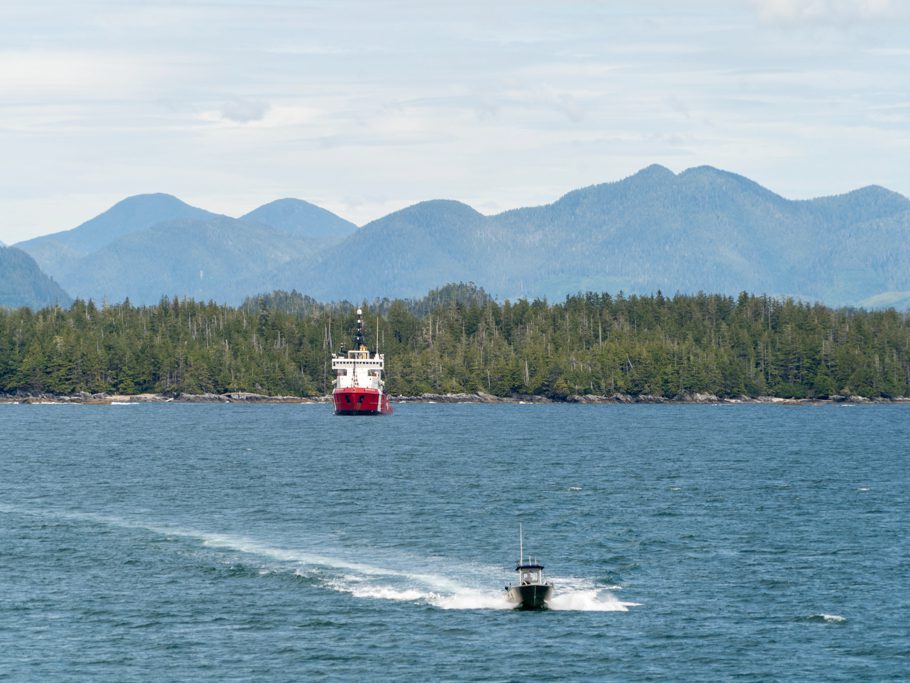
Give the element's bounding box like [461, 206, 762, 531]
[0, 246, 71, 309]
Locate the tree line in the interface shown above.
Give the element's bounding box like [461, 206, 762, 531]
[1, 285, 909, 399]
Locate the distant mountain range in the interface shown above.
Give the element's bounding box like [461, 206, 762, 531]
[0, 246, 71, 309]
[15, 194, 356, 305]
[274, 165, 910, 308]
[8, 165, 910, 309]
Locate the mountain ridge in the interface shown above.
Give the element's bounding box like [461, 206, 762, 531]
[240, 198, 357, 241]
[14, 193, 358, 306]
[10, 166, 910, 308]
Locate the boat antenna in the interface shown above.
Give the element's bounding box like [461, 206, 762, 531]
[519, 523, 523, 566]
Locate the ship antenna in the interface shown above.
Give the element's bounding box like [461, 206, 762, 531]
[519, 523, 523, 566]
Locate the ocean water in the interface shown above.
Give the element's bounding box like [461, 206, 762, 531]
[1, 403, 908, 681]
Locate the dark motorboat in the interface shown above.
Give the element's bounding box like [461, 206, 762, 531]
[506, 562, 553, 610]
[505, 526, 553, 610]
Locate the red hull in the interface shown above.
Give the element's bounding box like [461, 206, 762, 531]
[333, 388, 393, 415]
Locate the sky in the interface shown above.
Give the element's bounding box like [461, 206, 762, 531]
[1, 0, 909, 243]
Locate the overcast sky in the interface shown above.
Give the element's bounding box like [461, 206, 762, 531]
[1, 0, 909, 243]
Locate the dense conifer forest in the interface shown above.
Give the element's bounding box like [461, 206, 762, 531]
[1, 284, 909, 399]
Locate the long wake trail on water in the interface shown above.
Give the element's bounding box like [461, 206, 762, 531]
[3, 505, 636, 612]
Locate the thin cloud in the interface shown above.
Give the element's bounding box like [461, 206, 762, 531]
[0, 50, 150, 98]
[2, 1, 910, 244]
[218, 99, 270, 123]
[750, 0, 906, 26]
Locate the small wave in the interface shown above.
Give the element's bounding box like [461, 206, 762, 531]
[801, 613, 846, 624]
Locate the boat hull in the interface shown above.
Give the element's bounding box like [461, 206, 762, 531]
[506, 584, 552, 610]
[333, 388, 393, 415]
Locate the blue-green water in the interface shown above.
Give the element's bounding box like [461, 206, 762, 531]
[1, 403, 908, 681]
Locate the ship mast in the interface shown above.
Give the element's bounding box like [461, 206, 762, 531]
[353, 307, 366, 351]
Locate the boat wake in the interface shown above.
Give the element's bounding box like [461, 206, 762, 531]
[322, 569, 635, 611]
[545, 581, 639, 612]
[2, 505, 636, 612]
[202, 537, 636, 612]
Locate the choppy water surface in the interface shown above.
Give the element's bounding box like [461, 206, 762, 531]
[1, 403, 908, 681]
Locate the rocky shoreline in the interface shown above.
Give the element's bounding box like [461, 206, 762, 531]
[393, 391, 910, 405]
[2, 390, 908, 405]
[0, 391, 326, 405]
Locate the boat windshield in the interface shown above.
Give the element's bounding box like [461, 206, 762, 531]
[519, 568, 542, 584]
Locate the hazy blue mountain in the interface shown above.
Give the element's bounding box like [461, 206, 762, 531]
[241, 198, 357, 243]
[15, 194, 358, 306]
[0, 246, 72, 309]
[57, 216, 314, 305]
[268, 199, 489, 300]
[484, 166, 908, 300]
[16, 193, 218, 276]
[11, 168, 910, 308]
[271, 165, 910, 307]
[17, 241, 84, 283]
[807, 205, 910, 306]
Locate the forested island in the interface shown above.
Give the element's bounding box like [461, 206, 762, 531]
[1, 283, 909, 401]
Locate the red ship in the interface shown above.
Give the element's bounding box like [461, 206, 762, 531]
[331, 308, 393, 415]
